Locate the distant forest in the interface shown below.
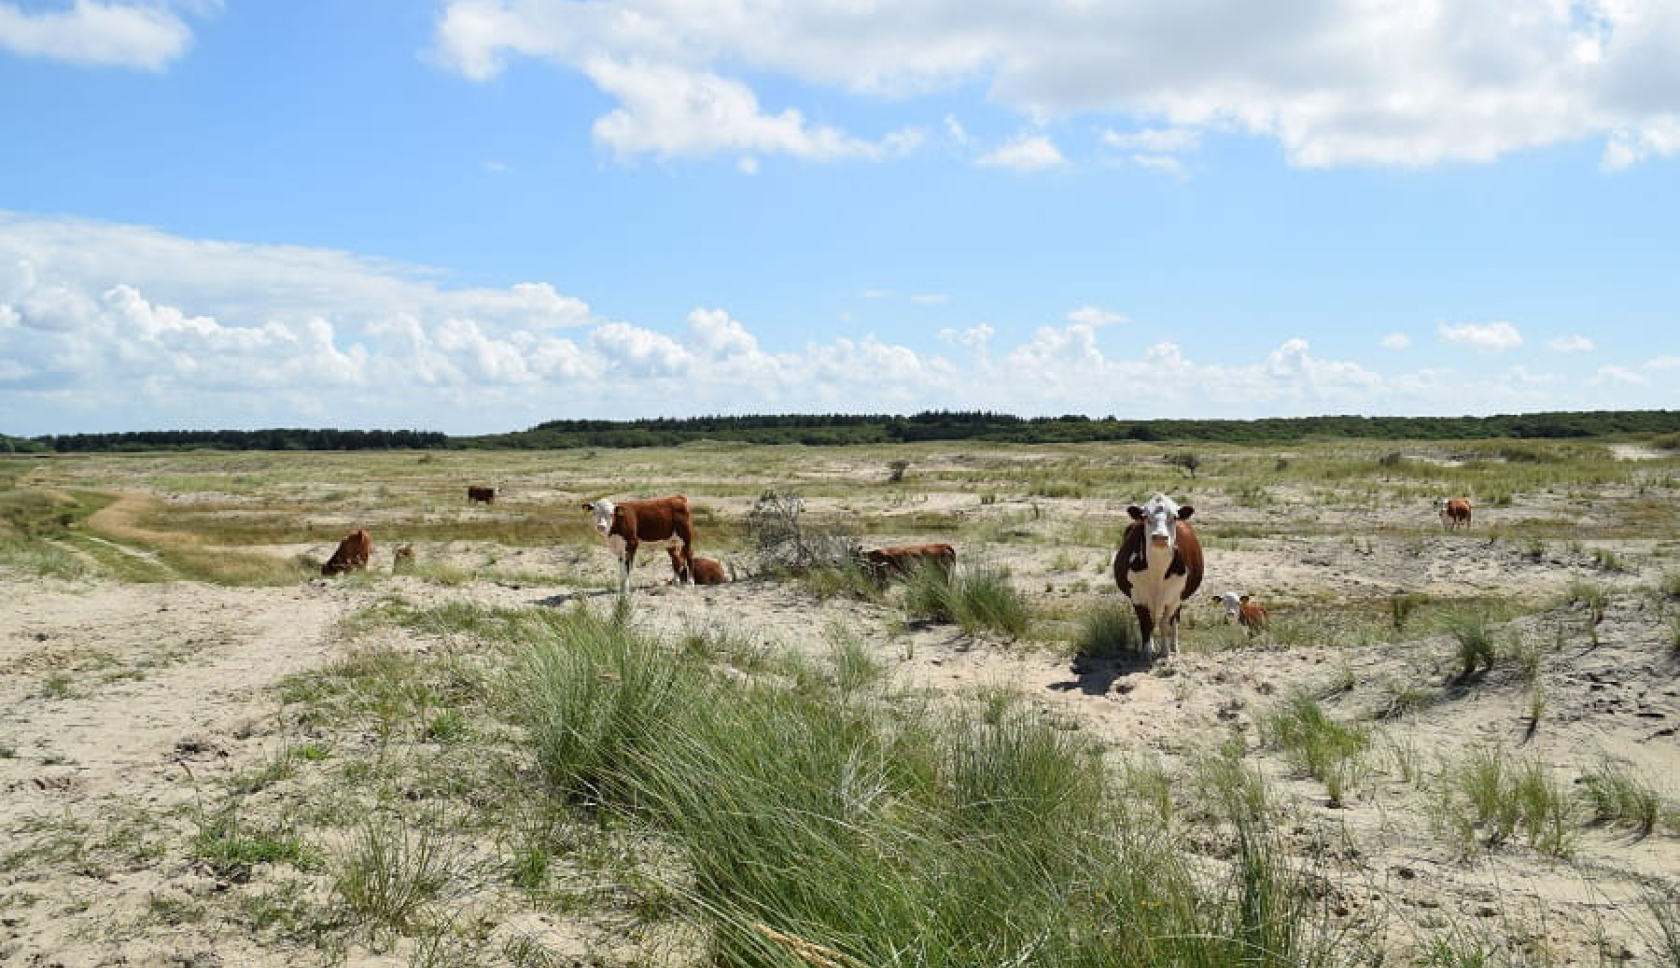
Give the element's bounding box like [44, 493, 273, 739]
[5, 409, 1677, 454]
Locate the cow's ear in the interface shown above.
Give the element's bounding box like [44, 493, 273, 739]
[1177, 505, 1195, 520]
[581, 503, 594, 511]
[1127, 505, 1144, 521]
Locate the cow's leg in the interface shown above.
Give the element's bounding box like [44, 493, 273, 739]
[1163, 605, 1181, 657]
[620, 539, 639, 595]
[1133, 604, 1155, 660]
[669, 536, 694, 586]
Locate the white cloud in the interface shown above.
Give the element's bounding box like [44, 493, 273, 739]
[1381, 332, 1412, 350]
[432, 0, 1680, 170]
[1439, 320, 1524, 354]
[1594, 364, 1648, 386]
[1129, 154, 1188, 178]
[1066, 305, 1128, 327]
[2, 214, 1667, 435]
[910, 293, 949, 305]
[977, 133, 1065, 171]
[939, 323, 994, 353]
[1546, 334, 1595, 352]
[1101, 127, 1201, 154]
[0, 0, 196, 71]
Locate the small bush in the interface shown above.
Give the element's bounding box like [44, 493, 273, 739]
[1439, 745, 1577, 855]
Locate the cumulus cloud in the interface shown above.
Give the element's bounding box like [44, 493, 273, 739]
[0, 0, 196, 71]
[1, 214, 1667, 434]
[1067, 305, 1128, 327]
[978, 133, 1065, 171]
[431, 0, 1680, 170]
[1594, 364, 1648, 385]
[1381, 332, 1412, 350]
[1440, 321, 1524, 354]
[1546, 334, 1595, 352]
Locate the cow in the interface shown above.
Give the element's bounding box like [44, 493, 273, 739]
[1434, 497, 1472, 530]
[1113, 494, 1204, 660]
[467, 485, 496, 505]
[392, 544, 416, 572]
[1215, 591, 1268, 633]
[583, 495, 696, 595]
[860, 543, 957, 586]
[667, 546, 728, 585]
[321, 528, 372, 576]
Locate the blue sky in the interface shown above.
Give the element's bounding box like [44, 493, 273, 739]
[2, 0, 1676, 436]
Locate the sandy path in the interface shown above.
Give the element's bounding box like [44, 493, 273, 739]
[0, 574, 357, 965]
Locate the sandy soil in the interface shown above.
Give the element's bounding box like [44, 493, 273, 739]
[2, 486, 1676, 966]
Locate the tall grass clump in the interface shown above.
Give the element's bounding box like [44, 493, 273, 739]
[1072, 601, 1141, 660]
[501, 604, 690, 804]
[1437, 745, 1578, 856]
[1442, 610, 1498, 679]
[332, 808, 462, 937]
[1258, 691, 1369, 807]
[902, 563, 1032, 637]
[503, 617, 1359, 968]
[1579, 760, 1671, 837]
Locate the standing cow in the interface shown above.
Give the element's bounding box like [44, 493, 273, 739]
[467, 485, 496, 505]
[1434, 497, 1472, 530]
[583, 495, 697, 595]
[1113, 494, 1204, 660]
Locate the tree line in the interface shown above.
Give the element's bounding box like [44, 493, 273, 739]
[7, 410, 1676, 454]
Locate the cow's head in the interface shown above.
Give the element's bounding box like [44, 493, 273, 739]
[1215, 590, 1243, 621]
[1127, 493, 1193, 551]
[582, 498, 617, 537]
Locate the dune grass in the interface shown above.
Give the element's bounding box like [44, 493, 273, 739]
[495, 604, 1363, 968]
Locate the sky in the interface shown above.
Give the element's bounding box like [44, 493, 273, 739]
[1, 0, 1677, 437]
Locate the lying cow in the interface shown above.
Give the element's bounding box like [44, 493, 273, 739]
[467, 485, 496, 505]
[1434, 497, 1472, 530]
[583, 495, 696, 594]
[321, 528, 372, 576]
[1215, 591, 1268, 632]
[667, 546, 727, 585]
[861, 543, 956, 585]
[1113, 494, 1203, 660]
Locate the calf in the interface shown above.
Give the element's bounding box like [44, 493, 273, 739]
[1113, 494, 1204, 660]
[467, 485, 496, 505]
[861, 543, 956, 585]
[1434, 497, 1472, 530]
[1215, 591, 1268, 633]
[667, 546, 728, 585]
[392, 544, 416, 572]
[583, 495, 696, 594]
[321, 528, 372, 576]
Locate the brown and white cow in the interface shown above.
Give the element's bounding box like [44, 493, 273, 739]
[1113, 494, 1204, 660]
[321, 528, 372, 576]
[467, 485, 496, 505]
[667, 546, 728, 585]
[1215, 591, 1268, 633]
[861, 543, 956, 585]
[1434, 497, 1472, 530]
[583, 495, 696, 594]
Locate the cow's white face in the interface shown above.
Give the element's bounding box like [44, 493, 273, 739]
[584, 498, 616, 538]
[1134, 494, 1187, 551]
[1216, 591, 1243, 619]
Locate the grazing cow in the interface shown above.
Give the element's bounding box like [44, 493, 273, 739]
[583, 495, 696, 594]
[467, 485, 496, 505]
[861, 543, 957, 585]
[667, 546, 728, 585]
[392, 544, 415, 572]
[321, 529, 372, 576]
[1113, 494, 1204, 660]
[1216, 591, 1269, 633]
[1434, 497, 1472, 530]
